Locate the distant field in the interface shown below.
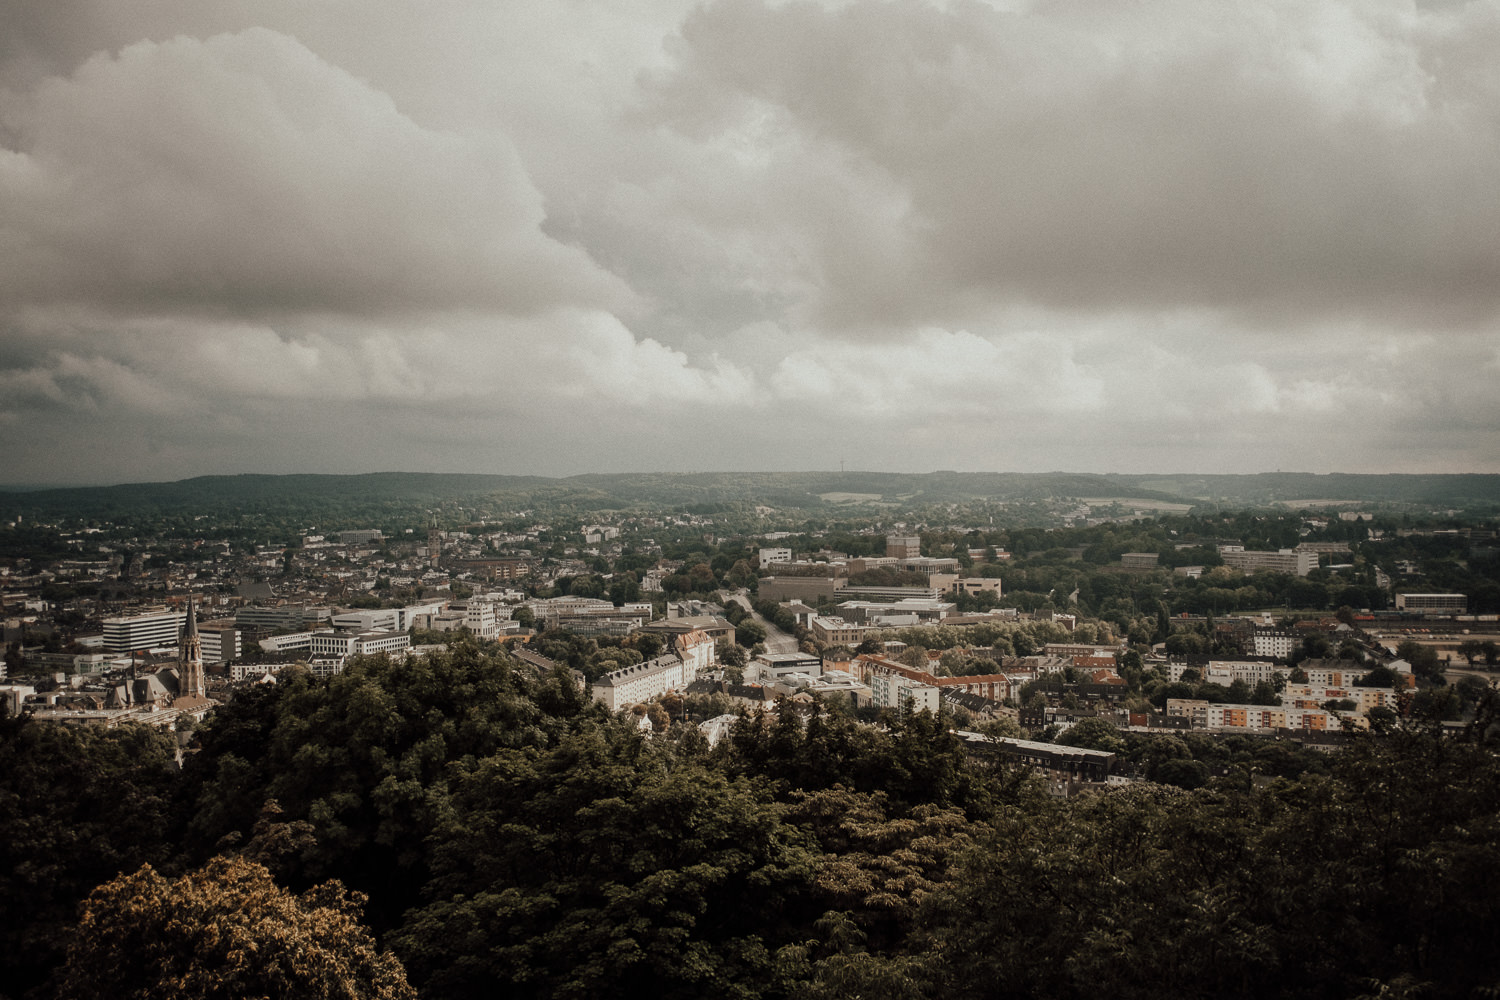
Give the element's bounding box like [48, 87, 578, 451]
[1276, 499, 1367, 508]
[818, 492, 885, 503]
[1079, 497, 1195, 512]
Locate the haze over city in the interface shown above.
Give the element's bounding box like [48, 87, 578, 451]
[3, 0, 1498, 485]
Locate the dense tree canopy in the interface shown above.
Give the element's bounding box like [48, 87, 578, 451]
[1, 638, 1497, 1000]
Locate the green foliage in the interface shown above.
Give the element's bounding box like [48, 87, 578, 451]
[0, 717, 180, 998]
[878, 727, 1500, 1000]
[1055, 716, 1125, 754]
[1395, 640, 1446, 684]
[3, 629, 1498, 1000]
[1357, 665, 1402, 688]
[179, 641, 598, 930]
[392, 728, 815, 1000]
[736, 619, 768, 648]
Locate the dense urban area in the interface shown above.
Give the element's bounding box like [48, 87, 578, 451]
[1, 471, 1498, 999]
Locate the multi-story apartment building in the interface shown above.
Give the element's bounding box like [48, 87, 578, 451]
[593, 653, 689, 712]
[338, 530, 384, 545]
[1167, 698, 1333, 732]
[866, 665, 941, 714]
[854, 654, 1011, 709]
[1251, 628, 1298, 659]
[1201, 658, 1285, 687]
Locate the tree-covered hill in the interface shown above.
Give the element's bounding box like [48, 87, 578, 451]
[1128, 471, 1500, 507]
[2, 640, 1498, 1000]
[4, 470, 1497, 526]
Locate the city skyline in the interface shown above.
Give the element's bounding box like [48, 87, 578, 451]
[2, 0, 1498, 485]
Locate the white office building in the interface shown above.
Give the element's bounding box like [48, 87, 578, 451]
[103, 610, 186, 653]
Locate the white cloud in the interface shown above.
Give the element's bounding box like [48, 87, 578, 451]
[642, 0, 1500, 326]
[0, 0, 1497, 484]
[0, 27, 631, 317]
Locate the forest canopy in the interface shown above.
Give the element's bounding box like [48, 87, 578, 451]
[1, 641, 1497, 999]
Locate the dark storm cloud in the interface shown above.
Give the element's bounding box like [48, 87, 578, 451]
[643, 0, 1500, 327]
[0, 0, 1496, 484]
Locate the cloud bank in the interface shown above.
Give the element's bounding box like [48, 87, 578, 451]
[1, 0, 1496, 484]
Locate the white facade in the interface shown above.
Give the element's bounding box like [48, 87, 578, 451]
[451, 601, 500, 638]
[868, 670, 940, 714]
[259, 631, 314, 654]
[309, 629, 412, 659]
[1251, 629, 1297, 659]
[673, 629, 717, 674]
[593, 654, 688, 712]
[330, 609, 400, 632]
[759, 547, 793, 565]
[1220, 549, 1318, 577]
[1202, 658, 1285, 687]
[102, 611, 185, 653]
[230, 662, 282, 682]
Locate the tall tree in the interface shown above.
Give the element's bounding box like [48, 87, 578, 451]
[57, 856, 415, 1000]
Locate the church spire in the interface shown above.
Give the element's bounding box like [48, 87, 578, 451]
[178, 596, 205, 701]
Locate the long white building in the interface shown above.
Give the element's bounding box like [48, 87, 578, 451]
[1219, 548, 1317, 577]
[102, 610, 186, 653]
[309, 629, 411, 660]
[593, 653, 688, 712]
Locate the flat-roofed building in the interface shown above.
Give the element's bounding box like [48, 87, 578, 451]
[308, 629, 411, 662]
[752, 651, 823, 680]
[954, 731, 1116, 785]
[757, 576, 848, 603]
[867, 666, 940, 713]
[235, 605, 331, 634]
[198, 620, 241, 664]
[1252, 628, 1298, 659]
[1395, 593, 1467, 613]
[1220, 548, 1318, 577]
[949, 577, 1004, 598]
[338, 530, 384, 545]
[102, 610, 185, 653]
[259, 631, 314, 654]
[886, 535, 921, 559]
[839, 584, 941, 602]
[835, 598, 955, 624]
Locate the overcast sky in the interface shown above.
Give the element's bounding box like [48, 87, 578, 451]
[2, 0, 1498, 486]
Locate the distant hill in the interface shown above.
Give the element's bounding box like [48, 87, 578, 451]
[1117, 472, 1500, 507]
[1, 470, 1497, 524]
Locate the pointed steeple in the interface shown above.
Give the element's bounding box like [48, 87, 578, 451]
[178, 596, 206, 701]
